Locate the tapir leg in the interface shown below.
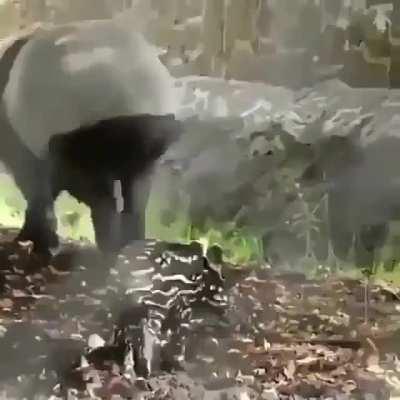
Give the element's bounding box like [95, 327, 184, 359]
[68, 172, 151, 254]
[0, 111, 58, 254]
[119, 172, 151, 248]
[16, 159, 59, 254]
[91, 199, 120, 253]
[86, 178, 122, 253]
[17, 197, 58, 253]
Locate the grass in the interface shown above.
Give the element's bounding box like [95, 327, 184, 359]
[0, 173, 262, 264]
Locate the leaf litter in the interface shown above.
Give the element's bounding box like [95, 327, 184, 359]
[0, 228, 398, 399]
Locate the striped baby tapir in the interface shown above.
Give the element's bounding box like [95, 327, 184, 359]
[111, 239, 228, 377]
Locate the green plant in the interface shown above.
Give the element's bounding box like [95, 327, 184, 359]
[60, 210, 82, 240]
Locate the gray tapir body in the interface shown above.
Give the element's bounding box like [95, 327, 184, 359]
[0, 25, 183, 256]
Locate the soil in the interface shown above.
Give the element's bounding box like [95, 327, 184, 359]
[0, 227, 398, 399]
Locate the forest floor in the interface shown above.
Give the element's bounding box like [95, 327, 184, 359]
[0, 227, 399, 399]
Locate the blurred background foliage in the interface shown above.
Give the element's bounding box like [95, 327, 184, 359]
[1, 0, 399, 87]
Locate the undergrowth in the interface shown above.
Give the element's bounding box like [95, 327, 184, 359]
[2, 173, 400, 284]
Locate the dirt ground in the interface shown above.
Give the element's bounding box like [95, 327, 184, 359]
[0, 227, 399, 399]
